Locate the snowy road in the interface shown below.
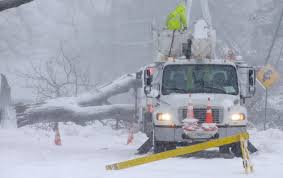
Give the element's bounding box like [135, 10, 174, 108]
[0, 124, 283, 178]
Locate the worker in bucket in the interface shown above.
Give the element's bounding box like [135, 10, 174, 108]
[166, 3, 187, 31]
[166, 3, 188, 57]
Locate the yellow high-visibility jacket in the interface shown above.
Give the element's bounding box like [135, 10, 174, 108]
[166, 4, 187, 31]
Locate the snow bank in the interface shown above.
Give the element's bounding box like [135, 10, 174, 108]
[0, 126, 283, 178]
[0, 107, 17, 128]
[250, 128, 283, 154]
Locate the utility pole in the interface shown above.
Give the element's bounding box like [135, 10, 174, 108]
[264, 89, 268, 130]
[264, 8, 283, 65]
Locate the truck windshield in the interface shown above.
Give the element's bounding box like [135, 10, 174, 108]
[162, 64, 238, 95]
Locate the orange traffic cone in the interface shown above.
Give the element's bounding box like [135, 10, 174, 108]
[183, 94, 198, 132]
[205, 97, 213, 123]
[201, 97, 217, 132]
[127, 128, 134, 145]
[54, 123, 62, 146]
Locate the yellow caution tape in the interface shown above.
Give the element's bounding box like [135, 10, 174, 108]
[106, 132, 249, 170]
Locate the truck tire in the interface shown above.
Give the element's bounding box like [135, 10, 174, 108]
[219, 145, 230, 154]
[153, 141, 176, 153]
[153, 141, 165, 153]
[165, 142, 177, 151]
[143, 112, 153, 137]
[231, 142, 242, 157]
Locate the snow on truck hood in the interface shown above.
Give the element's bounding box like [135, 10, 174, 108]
[160, 93, 237, 109]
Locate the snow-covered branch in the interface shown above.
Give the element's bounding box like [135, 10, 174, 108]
[78, 74, 138, 106]
[0, 0, 33, 12]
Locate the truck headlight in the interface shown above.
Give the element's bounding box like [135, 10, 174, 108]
[231, 113, 245, 121]
[157, 113, 172, 121]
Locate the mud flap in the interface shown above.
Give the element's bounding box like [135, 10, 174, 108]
[247, 141, 258, 154]
[137, 134, 153, 154]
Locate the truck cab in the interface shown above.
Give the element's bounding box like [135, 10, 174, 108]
[138, 57, 256, 153]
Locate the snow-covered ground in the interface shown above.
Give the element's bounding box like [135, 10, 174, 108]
[0, 124, 283, 178]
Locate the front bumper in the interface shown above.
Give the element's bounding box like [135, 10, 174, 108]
[154, 125, 247, 142]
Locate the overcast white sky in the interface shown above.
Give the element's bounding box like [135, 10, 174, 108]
[0, 0, 281, 102]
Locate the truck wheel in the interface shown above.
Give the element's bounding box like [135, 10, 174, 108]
[219, 145, 230, 154]
[165, 142, 177, 151]
[153, 141, 165, 153]
[231, 142, 242, 157]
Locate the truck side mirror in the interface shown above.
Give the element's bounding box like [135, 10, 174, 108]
[248, 69, 256, 94]
[147, 88, 160, 98]
[144, 86, 151, 95]
[144, 84, 160, 98]
[144, 67, 160, 98]
[145, 67, 154, 86]
[238, 65, 256, 99]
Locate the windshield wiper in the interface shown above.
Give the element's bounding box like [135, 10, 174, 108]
[165, 87, 188, 93]
[203, 85, 226, 93]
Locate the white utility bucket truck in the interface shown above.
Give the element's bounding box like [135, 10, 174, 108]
[136, 0, 256, 155]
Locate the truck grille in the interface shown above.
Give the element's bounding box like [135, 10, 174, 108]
[180, 107, 223, 124]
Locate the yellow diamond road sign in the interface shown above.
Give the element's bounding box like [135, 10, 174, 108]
[257, 64, 280, 89]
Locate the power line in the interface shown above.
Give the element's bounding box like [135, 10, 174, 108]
[275, 45, 283, 68]
[264, 8, 283, 65]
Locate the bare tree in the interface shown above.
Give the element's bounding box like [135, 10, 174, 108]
[18, 46, 93, 101]
[0, 0, 33, 12]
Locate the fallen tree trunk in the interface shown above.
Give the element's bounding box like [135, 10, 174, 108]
[0, 0, 33, 12]
[78, 74, 138, 106]
[17, 102, 135, 127]
[16, 73, 141, 127]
